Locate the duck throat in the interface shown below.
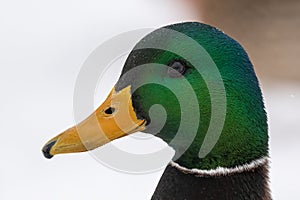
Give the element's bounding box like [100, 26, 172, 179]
[152, 157, 271, 200]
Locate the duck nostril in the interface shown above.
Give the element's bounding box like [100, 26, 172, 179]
[104, 107, 115, 115]
[42, 140, 57, 159]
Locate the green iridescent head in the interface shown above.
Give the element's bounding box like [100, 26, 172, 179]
[116, 22, 268, 170]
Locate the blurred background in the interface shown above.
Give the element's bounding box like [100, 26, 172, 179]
[0, 0, 299, 199]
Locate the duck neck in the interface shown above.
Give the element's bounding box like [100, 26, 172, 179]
[151, 157, 271, 200]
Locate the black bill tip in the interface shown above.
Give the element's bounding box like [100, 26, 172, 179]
[42, 140, 57, 159]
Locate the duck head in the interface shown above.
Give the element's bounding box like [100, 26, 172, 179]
[42, 22, 268, 170]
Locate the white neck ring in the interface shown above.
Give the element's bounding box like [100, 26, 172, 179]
[169, 156, 269, 177]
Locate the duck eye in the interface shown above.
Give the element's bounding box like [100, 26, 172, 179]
[167, 61, 186, 78]
[104, 107, 115, 115]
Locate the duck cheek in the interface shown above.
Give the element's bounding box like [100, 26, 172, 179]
[142, 104, 168, 135]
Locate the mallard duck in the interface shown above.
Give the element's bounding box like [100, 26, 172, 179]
[42, 22, 271, 200]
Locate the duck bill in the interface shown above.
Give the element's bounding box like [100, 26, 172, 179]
[42, 86, 146, 159]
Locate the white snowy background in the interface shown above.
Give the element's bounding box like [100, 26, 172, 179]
[0, 0, 299, 199]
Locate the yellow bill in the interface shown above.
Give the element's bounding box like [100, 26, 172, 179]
[42, 86, 146, 159]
